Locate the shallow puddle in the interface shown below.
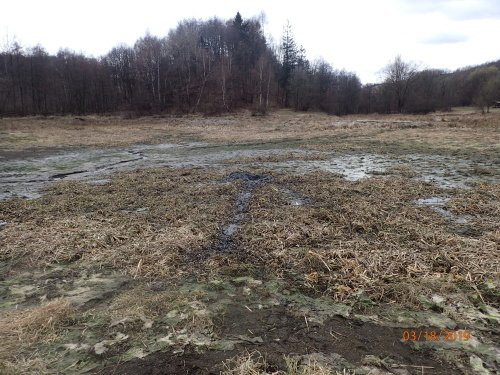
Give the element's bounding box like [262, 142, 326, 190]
[0, 142, 294, 200]
[416, 196, 469, 224]
[262, 153, 499, 188]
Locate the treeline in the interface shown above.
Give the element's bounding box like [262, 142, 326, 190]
[1, 13, 499, 116]
[362, 57, 500, 114]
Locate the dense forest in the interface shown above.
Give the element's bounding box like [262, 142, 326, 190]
[1, 12, 499, 116]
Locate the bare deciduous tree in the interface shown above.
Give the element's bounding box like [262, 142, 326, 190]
[466, 66, 500, 113]
[382, 55, 419, 113]
[12, 14, 497, 117]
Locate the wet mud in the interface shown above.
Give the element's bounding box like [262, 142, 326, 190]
[215, 172, 272, 252]
[102, 305, 458, 375]
[1, 142, 499, 200]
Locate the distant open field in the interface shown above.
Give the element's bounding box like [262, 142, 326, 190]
[0, 110, 499, 374]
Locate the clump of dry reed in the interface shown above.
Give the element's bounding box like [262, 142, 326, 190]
[0, 298, 73, 359]
[221, 351, 344, 375]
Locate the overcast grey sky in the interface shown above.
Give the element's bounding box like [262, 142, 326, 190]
[2, 0, 499, 83]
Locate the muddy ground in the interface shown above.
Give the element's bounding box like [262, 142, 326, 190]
[0, 110, 499, 374]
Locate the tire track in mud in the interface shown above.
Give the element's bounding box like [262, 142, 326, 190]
[191, 171, 310, 264]
[214, 172, 273, 254]
[50, 151, 146, 180]
[186, 171, 273, 264]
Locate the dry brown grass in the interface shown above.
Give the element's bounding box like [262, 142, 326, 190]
[224, 152, 330, 164]
[0, 111, 498, 373]
[0, 358, 50, 375]
[1, 166, 497, 308]
[238, 173, 499, 307]
[2, 110, 499, 155]
[107, 285, 213, 333]
[221, 351, 268, 375]
[283, 357, 344, 375]
[0, 298, 73, 360]
[0, 111, 340, 150]
[367, 123, 500, 155]
[305, 116, 500, 156]
[0, 168, 236, 277]
[221, 351, 346, 375]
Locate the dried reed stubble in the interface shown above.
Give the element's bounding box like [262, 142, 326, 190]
[0, 168, 237, 278]
[0, 298, 73, 359]
[238, 173, 499, 306]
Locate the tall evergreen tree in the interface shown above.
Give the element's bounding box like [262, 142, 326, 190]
[280, 21, 298, 107]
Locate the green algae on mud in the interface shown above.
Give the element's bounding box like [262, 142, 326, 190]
[0, 271, 352, 373]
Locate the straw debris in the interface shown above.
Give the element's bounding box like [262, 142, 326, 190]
[0, 168, 236, 278]
[0, 298, 73, 360]
[238, 173, 499, 307]
[221, 351, 347, 375]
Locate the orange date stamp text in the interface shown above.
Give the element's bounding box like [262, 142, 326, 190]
[402, 329, 471, 342]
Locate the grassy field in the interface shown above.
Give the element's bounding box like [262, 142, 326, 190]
[0, 110, 498, 374]
[1, 109, 499, 152]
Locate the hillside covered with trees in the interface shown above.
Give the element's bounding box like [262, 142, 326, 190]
[1, 12, 499, 116]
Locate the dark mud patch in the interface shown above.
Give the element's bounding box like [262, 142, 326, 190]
[223, 171, 273, 183]
[102, 304, 458, 375]
[209, 172, 272, 255]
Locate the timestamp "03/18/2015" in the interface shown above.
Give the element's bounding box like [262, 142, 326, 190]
[402, 330, 471, 342]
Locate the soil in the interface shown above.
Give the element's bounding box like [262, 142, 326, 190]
[100, 304, 456, 375]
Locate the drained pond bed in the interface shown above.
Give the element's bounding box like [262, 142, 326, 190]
[0, 111, 498, 374]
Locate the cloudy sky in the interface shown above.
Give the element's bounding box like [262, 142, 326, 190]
[2, 0, 499, 83]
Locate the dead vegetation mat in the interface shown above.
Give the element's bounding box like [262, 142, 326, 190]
[0, 167, 498, 373]
[0, 167, 237, 278]
[1, 168, 498, 309]
[237, 172, 499, 308]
